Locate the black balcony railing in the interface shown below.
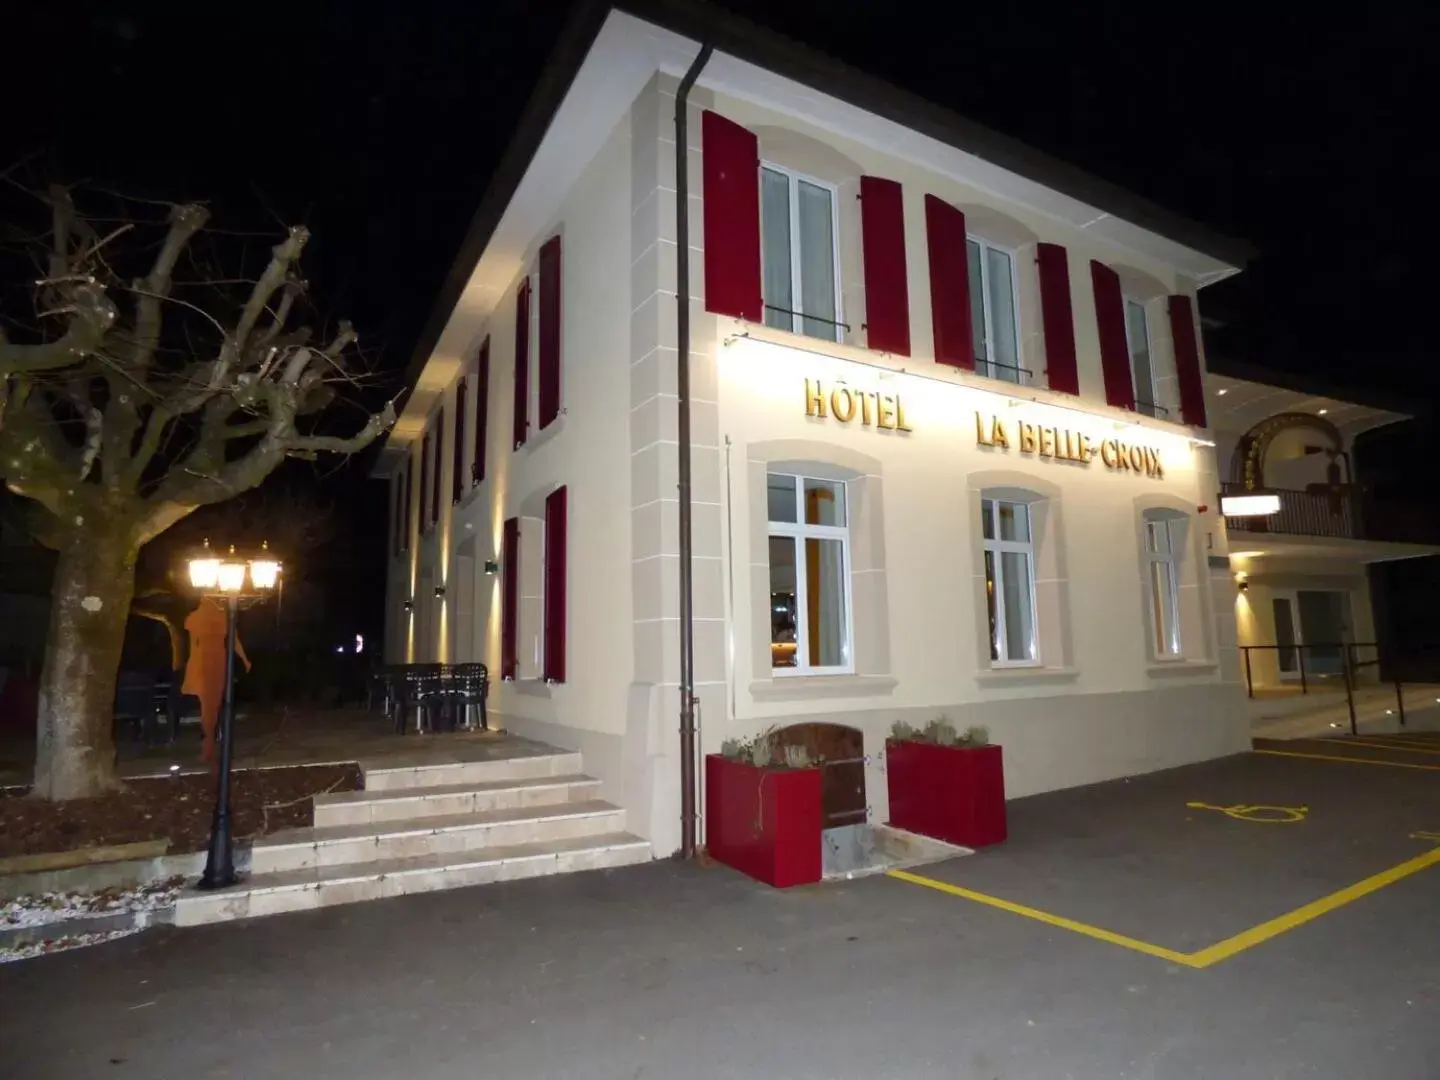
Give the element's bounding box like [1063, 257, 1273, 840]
[1221, 482, 1358, 539]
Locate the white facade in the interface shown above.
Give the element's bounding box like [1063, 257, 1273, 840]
[379, 10, 1269, 856]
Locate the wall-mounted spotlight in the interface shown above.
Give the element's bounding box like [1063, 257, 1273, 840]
[1235, 572, 1250, 594]
[434, 585, 446, 598]
[402, 599, 414, 612]
[483, 560, 500, 576]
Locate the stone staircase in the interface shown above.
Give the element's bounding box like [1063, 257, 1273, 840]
[174, 748, 650, 926]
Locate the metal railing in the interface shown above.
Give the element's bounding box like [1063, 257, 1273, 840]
[1239, 641, 1411, 735]
[1221, 483, 1358, 539]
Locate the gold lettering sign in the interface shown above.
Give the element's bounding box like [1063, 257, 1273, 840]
[976, 412, 1163, 479]
[805, 379, 912, 433]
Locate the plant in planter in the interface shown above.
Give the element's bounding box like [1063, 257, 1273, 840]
[886, 716, 1007, 848]
[706, 728, 823, 887]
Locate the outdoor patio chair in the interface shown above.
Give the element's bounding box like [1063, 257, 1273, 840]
[451, 663, 489, 732]
[114, 669, 162, 747]
[396, 665, 446, 734]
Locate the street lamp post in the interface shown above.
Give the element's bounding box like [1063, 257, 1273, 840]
[187, 541, 282, 890]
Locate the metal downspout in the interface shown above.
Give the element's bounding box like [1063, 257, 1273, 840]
[675, 43, 713, 860]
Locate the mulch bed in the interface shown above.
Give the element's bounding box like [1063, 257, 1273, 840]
[0, 764, 362, 859]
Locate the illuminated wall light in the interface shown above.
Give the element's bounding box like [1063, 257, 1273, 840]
[1216, 388, 1228, 396]
[1220, 493, 1281, 517]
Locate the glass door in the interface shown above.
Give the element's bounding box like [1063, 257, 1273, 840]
[1298, 590, 1350, 676]
[1272, 593, 1302, 680]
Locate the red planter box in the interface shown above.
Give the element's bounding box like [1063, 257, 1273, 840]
[705, 754, 822, 887]
[886, 740, 1007, 848]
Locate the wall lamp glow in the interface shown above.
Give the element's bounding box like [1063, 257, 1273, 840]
[483, 560, 500, 576]
[434, 585, 446, 598]
[1219, 492, 1281, 517]
[402, 600, 414, 612]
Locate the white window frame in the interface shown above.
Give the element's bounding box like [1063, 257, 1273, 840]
[759, 163, 844, 343]
[981, 497, 1040, 667]
[968, 236, 1025, 385]
[767, 472, 854, 676]
[1143, 513, 1184, 658]
[1123, 296, 1159, 417]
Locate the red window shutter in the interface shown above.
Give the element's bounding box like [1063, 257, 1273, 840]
[1090, 260, 1135, 411]
[859, 176, 910, 356]
[1168, 294, 1207, 428]
[432, 407, 445, 524]
[418, 432, 430, 533]
[452, 378, 467, 504]
[500, 517, 519, 680]
[538, 236, 562, 430]
[513, 278, 531, 449]
[402, 455, 412, 550]
[924, 194, 974, 370]
[543, 486, 567, 683]
[472, 337, 489, 485]
[701, 110, 762, 322]
[1036, 243, 1079, 395]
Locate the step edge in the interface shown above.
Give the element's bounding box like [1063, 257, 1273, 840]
[254, 803, 626, 850]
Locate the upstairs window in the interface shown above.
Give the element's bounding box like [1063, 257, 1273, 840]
[767, 473, 852, 674]
[981, 497, 1038, 665]
[967, 238, 1022, 384]
[1125, 298, 1160, 418]
[761, 165, 841, 342]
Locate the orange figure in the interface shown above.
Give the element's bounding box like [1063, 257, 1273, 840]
[183, 599, 252, 765]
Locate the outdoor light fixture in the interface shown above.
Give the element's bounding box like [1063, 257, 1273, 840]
[183, 539, 283, 891]
[483, 560, 499, 575]
[434, 585, 446, 598]
[1219, 492, 1282, 518]
[1318, 408, 1329, 416]
[402, 599, 414, 612]
[1216, 388, 1229, 396]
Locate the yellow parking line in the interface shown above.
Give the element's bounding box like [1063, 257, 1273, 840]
[1316, 736, 1440, 756]
[886, 868, 1199, 966]
[1252, 748, 1440, 771]
[890, 845, 1440, 969]
[1187, 846, 1440, 966]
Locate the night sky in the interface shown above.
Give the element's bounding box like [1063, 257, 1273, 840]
[6, 0, 1435, 645]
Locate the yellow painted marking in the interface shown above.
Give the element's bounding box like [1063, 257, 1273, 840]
[890, 846, 1440, 970]
[1253, 748, 1440, 772]
[886, 868, 1199, 966]
[1186, 846, 1440, 966]
[1314, 736, 1440, 756]
[1186, 801, 1308, 824]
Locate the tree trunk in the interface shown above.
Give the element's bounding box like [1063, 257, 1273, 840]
[32, 530, 138, 799]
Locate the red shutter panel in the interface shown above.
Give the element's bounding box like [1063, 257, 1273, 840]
[924, 194, 974, 370]
[543, 486, 567, 683]
[418, 433, 430, 533]
[1168, 294, 1208, 428]
[513, 279, 531, 449]
[859, 176, 910, 356]
[432, 407, 445, 524]
[701, 110, 762, 322]
[452, 378, 467, 504]
[1036, 243, 1079, 395]
[1090, 260, 1135, 411]
[472, 337, 489, 486]
[500, 517, 519, 680]
[537, 236, 562, 430]
[402, 455, 412, 551]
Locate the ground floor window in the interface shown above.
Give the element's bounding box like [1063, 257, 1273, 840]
[767, 472, 852, 673]
[981, 497, 1037, 664]
[1143, 511, 1184, 656]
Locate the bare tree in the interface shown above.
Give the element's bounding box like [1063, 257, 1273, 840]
[0, 187, 394, 799]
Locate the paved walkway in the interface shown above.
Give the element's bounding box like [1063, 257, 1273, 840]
[4, 748, 1439, 1078]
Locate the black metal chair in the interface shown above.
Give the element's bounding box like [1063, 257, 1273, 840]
[114, 669, 162, 747]
[395, 664, 445, 734]
[451, 663, 490, 732]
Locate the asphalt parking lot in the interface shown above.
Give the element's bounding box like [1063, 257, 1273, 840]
[3, 743, 1438, 1079]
